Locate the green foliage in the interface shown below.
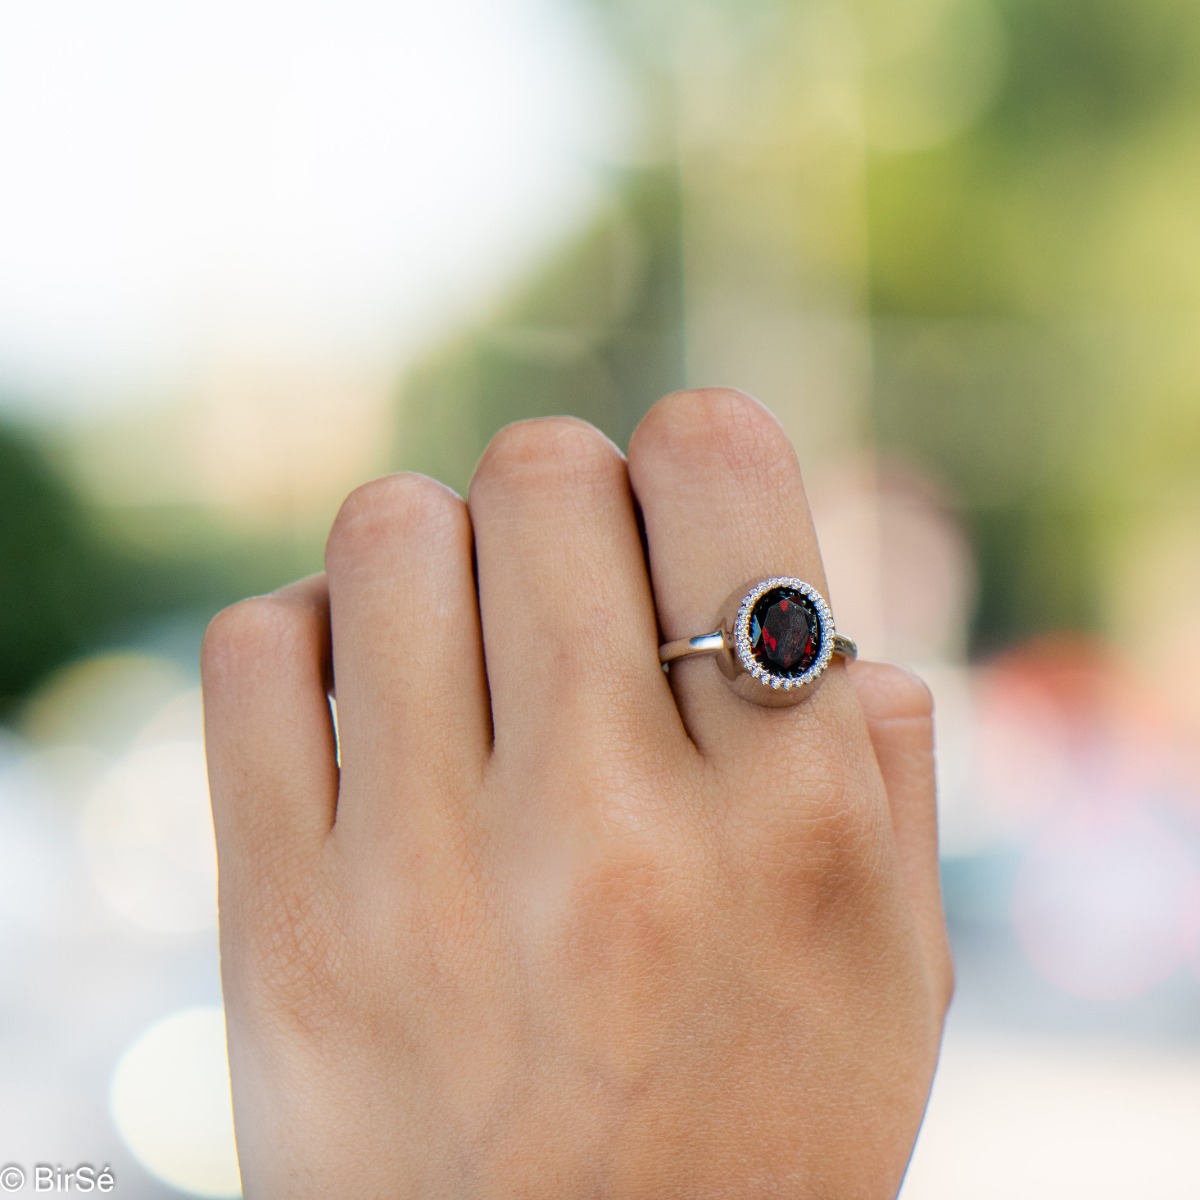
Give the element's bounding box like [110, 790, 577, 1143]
[0, 422, 308, 713]
[0, 424, 133, 711]
[863, 0, 1200, 646]
[401, 0, 1200, 653]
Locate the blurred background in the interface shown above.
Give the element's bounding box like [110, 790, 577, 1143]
[2, 0, 1199, 1194]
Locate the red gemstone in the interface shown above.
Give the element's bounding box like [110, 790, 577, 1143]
[756, 595, 813, 671]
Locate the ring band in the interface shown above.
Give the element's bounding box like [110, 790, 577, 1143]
[658, 577, 856, 706]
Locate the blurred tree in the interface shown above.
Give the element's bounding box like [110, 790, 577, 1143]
[0, 422, 131, 712]
[0, 420, 306, 713]
[298, 0, 1200, 657]
[865, 0, 1200, 647]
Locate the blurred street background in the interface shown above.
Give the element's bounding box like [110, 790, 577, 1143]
[2, 0, 1200, 1194]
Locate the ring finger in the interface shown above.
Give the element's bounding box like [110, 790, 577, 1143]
[627, 387, 863, 759]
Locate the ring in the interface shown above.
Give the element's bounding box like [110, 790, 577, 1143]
[658, 577, 857, 707]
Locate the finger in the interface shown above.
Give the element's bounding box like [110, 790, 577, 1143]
[324, 473, 491, 849]
[468, 417, 686, 767]
[201, 573, 339, 890]
[849, 659, 953, 1001]
[627, 387, 861, 757]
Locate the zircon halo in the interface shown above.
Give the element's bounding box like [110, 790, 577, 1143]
[732, 577, 836, 692]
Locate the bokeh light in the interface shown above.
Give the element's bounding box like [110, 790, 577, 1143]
[810, 457, 977, 663]
[1013, 808, 1199, 1001]
[862, 0, 1007, 153]
[82, 737, 216, 934]
[0, 747, 110, 936]
[110, 1007, 241, 1198]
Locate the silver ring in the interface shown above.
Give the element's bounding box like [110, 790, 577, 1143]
[658, 577, 857, 707]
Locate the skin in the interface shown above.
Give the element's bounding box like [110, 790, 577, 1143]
[201, 388, 953, 1199]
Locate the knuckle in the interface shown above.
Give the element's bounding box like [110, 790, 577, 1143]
[470, 416, 623, 499]
[630, 386, 794, 481]
[201, 595, 295, 679]
[899, 668, 936, 719]
[734, 762, 891, 917]
[556, 839, 702, 976]
[326, 472, 463, 565]
[878, 663, 936, 720]
[795, 787, 885, 887]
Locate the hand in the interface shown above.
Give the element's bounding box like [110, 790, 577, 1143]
[201, 388, 952, 1198]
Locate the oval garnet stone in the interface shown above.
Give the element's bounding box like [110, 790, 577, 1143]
[749, 588, 820, 676]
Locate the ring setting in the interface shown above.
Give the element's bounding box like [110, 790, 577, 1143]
[658, 576, 856, 707]
[734, 577, 835, 691]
